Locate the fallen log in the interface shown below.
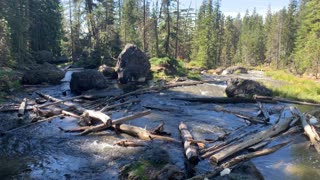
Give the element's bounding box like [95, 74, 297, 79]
[189, 141, 290, 180]
[18, 98, 27, 117]
[113, 123, 179, 142]
[37, 92, 83, 108]
[201, 128, 260, 159]
[257, 101, 270, 122]
[200, 125, 260, 155]
[220, 140, 291, 168]
[5, 115, 64, 134]
[179, 122, 200, 164]
[114, 140, 149, 147]
[172, 97, 260, 104]
[248, 139, 272, 151]
[213, 105, 269, 125]
[0, 106, 33, 112]
[80, 110, 151, 136]
[58, 126, 90, 133]
[81, 110, 110, 124]
[100, 99, 140, 112]
[298, 112, 320, 153]
[99, 80, 221, 111]
[209, 106, 298, 163]
[255, 95, 320, 107]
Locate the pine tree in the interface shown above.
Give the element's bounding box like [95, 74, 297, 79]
[292, 0, 320, 76]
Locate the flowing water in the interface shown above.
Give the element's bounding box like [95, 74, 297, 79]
[0, 71, 319, 179]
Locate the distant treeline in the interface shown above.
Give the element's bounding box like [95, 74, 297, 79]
[0, 0, 319, 76]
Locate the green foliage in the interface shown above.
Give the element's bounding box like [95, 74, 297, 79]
[265, 70, 320, 102]
[150, 57, 200, 80]
[0, 67, 21, 98]
[292, 0, 320, 75]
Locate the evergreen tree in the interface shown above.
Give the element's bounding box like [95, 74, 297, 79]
[292, 0, 320, 75]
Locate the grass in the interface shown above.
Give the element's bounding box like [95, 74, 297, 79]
[264, 70, 320, 102]
[150, 57, 201, 80]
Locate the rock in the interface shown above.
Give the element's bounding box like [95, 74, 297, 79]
[70, 70, 108, 93]
[119, 146, 174, 180]
[221, 66, 247, 75]
[225, 78, 272, 98]
[214, 161, 264, 180]
[215, 67, 225, 75]
[22, 63, 64, 85]
[115, 44, 151, 84]
[34, 50, 53, 64]
[155, 164, 185, 180]
[98, 64, 117, 78]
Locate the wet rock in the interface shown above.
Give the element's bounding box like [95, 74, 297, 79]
[214, 161, 264, 180]
[119, 146, 173, 180]
[34, 50, 53, 64]
[70, 69, 108, 93]
[225, 78, 272, 98]
[155, 164, 185, 180]
[222, 66, 247, 75]
[22, 63, 64, 85]
[115, 44, 150, 84]
[98, 64, 117, 78]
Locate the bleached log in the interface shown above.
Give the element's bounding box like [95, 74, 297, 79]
[209, 107, 298, 163]
[18, 98, 27, 117]
[80, 110, 151, 136]
[113, 123, 179, 142]
[179, 122, 199, 164]
[189, 141, 290, 180]
[298, 112, 320, 153]
[81, 110, 110, 124]
[114, 140, 149, 147]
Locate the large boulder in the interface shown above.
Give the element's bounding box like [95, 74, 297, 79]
[98, 64, 117, 78]
[22, 63, 64, 85]
[225, 78, 272, 98]
[34, 50, 53, 64]
[70, 70, 108, 93]
[115, 44, 150, 84]
[222, 66, 248, 75]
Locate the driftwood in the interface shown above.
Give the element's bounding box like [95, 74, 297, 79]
[113, 123, 179, 142]
[18, 98, 27, 117]
[189, 141, 290, 180]
[255, 95, 320, 107]
[0, 106, 33, 112]
[209, 107, 298, 163]
[248, 139, 272, 151]
[179, 122, 199, 164]
[59, 126, 90, 133]
[100, 99, 140, 112]
[5, 115, 64, 134]
[114, 140, 149, 147]
[172, 97, 275, 104]
[99, 80, 221, 111]
[213, 105, 269, 125]
[37, 92, 83, 108]
[80, 110, 151, 135]
[220, 140, 290, 168]
[257, 101, 270, 121]
[298, 112, 320, 153]
[201, 128, 260, 159]
[81, 110, 110, 124]
[150, 122, 171, 136]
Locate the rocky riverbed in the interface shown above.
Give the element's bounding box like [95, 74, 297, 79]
[1, 70, 320, 179]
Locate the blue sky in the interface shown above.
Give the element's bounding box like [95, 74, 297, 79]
[172, 0, 291, 17]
